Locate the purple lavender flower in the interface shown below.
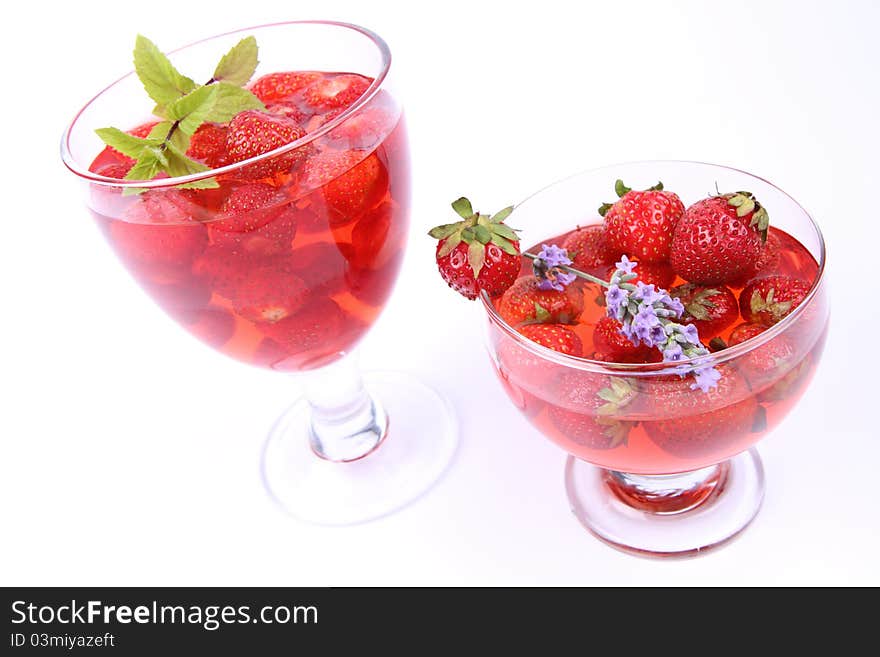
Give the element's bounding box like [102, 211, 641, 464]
[663, 342, 685, 362]
[632, 282, 665, 306]
[603, 256, 721, 391]
[533, 244, 577, 291]
[690, 365, 722, 393]
[615, 255, 637, 275]
[632, 303, 663, 346]
[537, 244, 571, 268]
[605, 285, 627, 320]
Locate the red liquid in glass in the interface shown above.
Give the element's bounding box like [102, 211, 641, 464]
[88, 72, 410, 371]
[491, 225, 827, 474]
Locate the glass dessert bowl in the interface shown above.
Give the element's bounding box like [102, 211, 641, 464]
[480, 161, 828, 556]
[61, 21, 456, 525]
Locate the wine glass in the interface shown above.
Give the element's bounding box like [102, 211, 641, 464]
[60, 21, 457, 525]
[481, 161, 828, 556]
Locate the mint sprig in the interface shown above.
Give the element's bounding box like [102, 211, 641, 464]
[96, 35, 265, 193]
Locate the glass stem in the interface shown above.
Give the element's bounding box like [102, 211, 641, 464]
[602, 463, 730, 514]
[304, 352, 387, 462]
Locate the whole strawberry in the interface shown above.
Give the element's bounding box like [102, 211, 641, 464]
[728, 324, 806, 402]
[671, 191, 770, 285]
[226, 110, 308, 179]
[249, 71, 322, 103]
[301, 151, 388, 226]
[740, 275, 810, 326]
[429, 198, 521, 300]
[600, 179, 684, 263]
[548, 372, 637, 450]
[642, 365, 757, 459]
[562, 224, 617, 272]
[498, 276, 584, 325]
[518, 323, 583, 356]
[669, 283, 738, 338]
[730, 231, 781, 287]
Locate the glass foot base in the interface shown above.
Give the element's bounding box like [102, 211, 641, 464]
[565, 449, 765, 558]
[261, 371, 458, 525]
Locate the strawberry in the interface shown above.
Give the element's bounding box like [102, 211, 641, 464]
[496, 325, 583, 401]
[728, 325, 804, 401]
[346, 201, 392, 269]
[548, 372, 637, 450]
[226, 110, 308, 179]
[186, 122, 230, 168]
[669, 283, 738, 338]
[322, 104, 395, 151]
[288, 241, 348, 297]
[593, 349, 662, 364]
[728, 322, 765, 345]
[604, 259, 675, 290]
[212, 183, 282, 232]
[671, 191, 770, 284]
[642, 365, 757, 459]
[263, 298, 348, 368]
[207, 183, 298, 257]
[92, 161, 133, 179]
[229, 267, 308, 324]
[265, 102, 311, 125]
[144, 276, 212, 315]
[498, 276, 584, 325]
[592, 316, 654, 363]
[599, 179, 684, 263]
[249, 71, 322, 103]
[303, 74, 372, 111]
[179, 308, 236, 349]
[562, 225, 617, 272]
[302, 151, 388, 226]
[518, 324, 583, 356]
[730, 230, 781, 287]
[430, 198, 522, 300]
[739, 275, 811, 326]
[110, 191, 207, 277]
[346, 260, 403, 307]
[193, 248, 307, 323]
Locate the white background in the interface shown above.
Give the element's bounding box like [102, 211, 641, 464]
[1, 0, 877, 585]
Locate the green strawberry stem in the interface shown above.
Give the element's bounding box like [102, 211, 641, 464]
[523, 252, 610, 288]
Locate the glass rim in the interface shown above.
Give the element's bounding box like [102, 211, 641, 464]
[59, 20, 392, 189]
[479, 159, 828, 375]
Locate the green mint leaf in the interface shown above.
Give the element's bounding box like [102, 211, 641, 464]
[121, 150, 163, 194]
[146, 121, 174, 141]
[164, 140, 211, 177]
[133, 35, 196, 110]
[166, 85, 220, 136]
[212, 36, 259, 86]
[205, 82, 264, 122]
[177, 177, 220, 190]
[94, 127, 157, 160]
